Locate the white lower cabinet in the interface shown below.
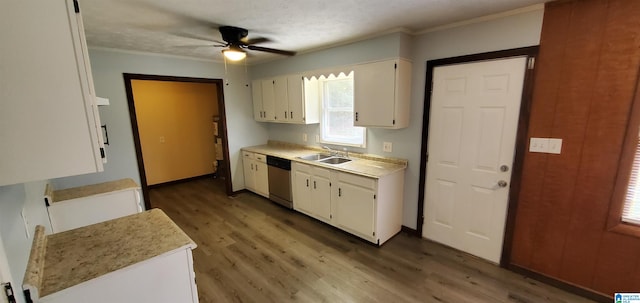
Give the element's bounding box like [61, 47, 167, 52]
[292, 163, 332, 223]
[242, 151, 269, 198]
[292, 162, 405, 245]
[335, 174, 376, 240]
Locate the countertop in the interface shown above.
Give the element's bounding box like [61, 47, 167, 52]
[242, 141, 407, 178]
[47, 178, 139, 203]
[23, 209, 196, 299]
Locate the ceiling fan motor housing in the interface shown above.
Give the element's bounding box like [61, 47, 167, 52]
[220, 26, 249, 44]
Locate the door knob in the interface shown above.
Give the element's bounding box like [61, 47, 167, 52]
[500, 165, 509, 172]
[497, 180, 508, 188]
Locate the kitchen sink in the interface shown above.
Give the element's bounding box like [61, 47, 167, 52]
[318, 157, 352, 165]
[299, 153, 332, 161]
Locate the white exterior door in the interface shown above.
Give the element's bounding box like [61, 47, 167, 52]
[423, 57, 528, 263]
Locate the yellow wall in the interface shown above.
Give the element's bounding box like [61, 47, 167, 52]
[132, 80, 218, 185]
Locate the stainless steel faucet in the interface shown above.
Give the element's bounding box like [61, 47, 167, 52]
[322, 145, 337, 156]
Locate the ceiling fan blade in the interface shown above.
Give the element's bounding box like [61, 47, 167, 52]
[174, 32, 226, 45]
[247, 45, 296, 56]
[243, 37, 271, 45]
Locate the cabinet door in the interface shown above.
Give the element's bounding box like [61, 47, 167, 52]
[274, 76, 289, 122]
[0, 0, 104, 186]
[252, 80, 264, 121]
[336, 182, 375, 239]
[261, 79, 276, 121]
[287, 74, 305, 123]
[242, 154, 256, 191]
[311, 174, 332, 222]
[354, 60, 397, 127]
[293, 168, 313, 214]
[254, 159, 269, 197]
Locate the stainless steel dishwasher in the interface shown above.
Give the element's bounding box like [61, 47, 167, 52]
[266, 156, 292, 208]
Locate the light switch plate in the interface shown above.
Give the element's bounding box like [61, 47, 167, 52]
[383, 142, 393, 153]
[302, 133, 307, 142]
[529, 137, 549, 153]
[549, 138, 563, 154]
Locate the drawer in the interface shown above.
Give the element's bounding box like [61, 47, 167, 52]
[338, 172, 376, 190]
[293, 162, 311, 173]
[254, 153, 267, 163]
[312, 166, 331, 179]
[242, 151, 254, 159]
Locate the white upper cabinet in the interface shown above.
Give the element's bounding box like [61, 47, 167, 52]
[273, 76, 288, 121]
[251, 74, 319, 124]
[354, 58, 412, 129]
[0, 0, 105, 186]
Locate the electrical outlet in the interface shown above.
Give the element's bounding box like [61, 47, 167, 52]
[549, 138, 563, 154]
[315, 135, 320, 142]
[302, 133, 307, 142]
[383, 142, 393, 153]
[529, 138, 549, 153]
[159, 136, 165, 143]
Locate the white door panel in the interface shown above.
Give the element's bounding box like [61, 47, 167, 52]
[423, 56, 527, 263]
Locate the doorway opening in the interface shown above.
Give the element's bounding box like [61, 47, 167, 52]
[123, 74, 233, 209]
[417, 46, 538, 266]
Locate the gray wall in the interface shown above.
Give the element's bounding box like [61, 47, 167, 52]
[0, 181, 51, 303]
[52, 49, 268, 192]
[250, 8, 544, 229]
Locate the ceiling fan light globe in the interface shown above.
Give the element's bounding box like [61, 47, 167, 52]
[222, 49, 246, 61]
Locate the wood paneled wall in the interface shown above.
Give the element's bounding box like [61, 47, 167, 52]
[510, 0, 640, 297]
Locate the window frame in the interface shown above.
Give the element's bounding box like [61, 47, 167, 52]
[317, 72, 366, 148]
[608, 77, 640, 238]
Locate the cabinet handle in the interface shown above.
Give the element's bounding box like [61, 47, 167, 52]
[338, 188, 342, 197]
[285, 111, 287, 119]
[313, 181, 316, 189]
[291, 111, 293, 119]
[251, 163, 254, 170]
[355, 112, 359, 121]
[255, 164, 258, 171]
[306, 179, 309, 187]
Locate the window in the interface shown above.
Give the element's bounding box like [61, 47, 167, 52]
[623, 133, 640, 225]
[608, 79, 640, 237]
[314, 72, 366, 147]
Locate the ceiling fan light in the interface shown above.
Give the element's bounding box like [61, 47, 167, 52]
[222, 48, 246, 61]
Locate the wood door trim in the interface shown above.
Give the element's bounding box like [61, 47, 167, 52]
[123, 73, 233, 209]
[416, 46, 539, 266]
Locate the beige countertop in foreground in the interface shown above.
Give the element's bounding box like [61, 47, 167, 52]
[242, 141, 407, 178]
[23, 209, 196, 299]
[49, 178, 139, 203]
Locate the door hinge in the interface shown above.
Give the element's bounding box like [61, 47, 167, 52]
[3, 283, 16, 303]
[329, 182, 331, 187]
[527, 57, 535, 70]
[73, 0, 80, 13]
[373, 231, 376, 236]
[394, 63, 397, 69]
[373, 194, 376, 199]
[330, 214, 332, 219]
[392, 119, 395, 125]
[100, 147, 105, 159]
[23, 289, 32, 303]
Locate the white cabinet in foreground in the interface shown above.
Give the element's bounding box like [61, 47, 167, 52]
[0, 0, 105, 186]
[46, 178, 142, 233]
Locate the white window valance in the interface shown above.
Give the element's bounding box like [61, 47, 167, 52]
[302, 68, 354, 80]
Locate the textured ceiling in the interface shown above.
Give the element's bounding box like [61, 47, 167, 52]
[79, 0, 547, 63]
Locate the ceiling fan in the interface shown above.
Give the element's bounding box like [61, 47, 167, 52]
[213, 26, 296, 61]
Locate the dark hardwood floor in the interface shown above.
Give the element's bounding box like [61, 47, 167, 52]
[149, 178, 594, 303]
